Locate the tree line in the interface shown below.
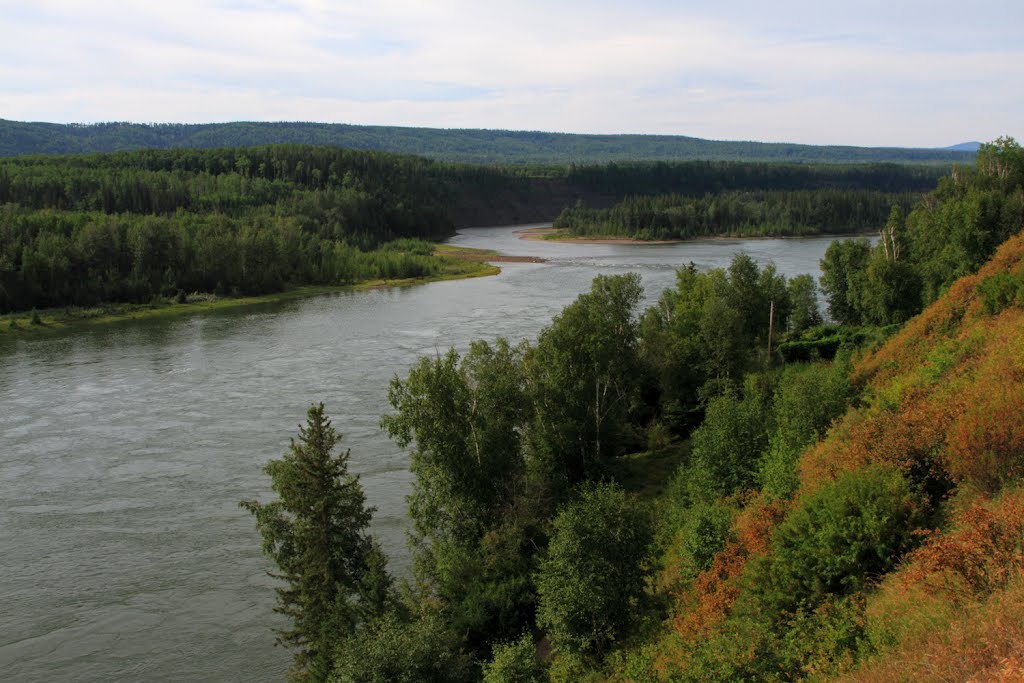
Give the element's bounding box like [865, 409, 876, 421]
[0, 119, 977, 165]
[552, 189, 918, 240]
[0, 146, 956, 315]
[819, 136, 1024, 326]
[0, 146, 522, 313]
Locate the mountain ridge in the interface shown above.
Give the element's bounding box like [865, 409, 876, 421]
[0, 119, 977, 165]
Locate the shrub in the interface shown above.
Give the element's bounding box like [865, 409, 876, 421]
[746, 464, 928, 619]
[482, 633, 545, 683]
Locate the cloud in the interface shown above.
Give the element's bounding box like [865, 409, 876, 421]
[0, 0, 1021, 146]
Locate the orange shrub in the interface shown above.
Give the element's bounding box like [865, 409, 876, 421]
[671, 495, 787, 643]
[904, 490, 1024, 603]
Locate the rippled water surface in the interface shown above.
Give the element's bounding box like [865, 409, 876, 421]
[0, 225, 858, 682]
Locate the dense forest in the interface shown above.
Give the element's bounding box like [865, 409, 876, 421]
[552, 189, 919, 240]
[241, 137, 1024, 682]
[552, 161, 950, 240]
[0, 148, 951, 316]
[0, 119, 977, 165]
[0, 146, 514, 313]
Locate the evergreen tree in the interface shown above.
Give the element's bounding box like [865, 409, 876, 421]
[241, 403, 386, 682]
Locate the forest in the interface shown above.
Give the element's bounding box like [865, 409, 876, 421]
[243, 137, 1024, 683]
[0, 119, 977, 165]
[551, 189, 919, 240]
[0, 147, 954, 317]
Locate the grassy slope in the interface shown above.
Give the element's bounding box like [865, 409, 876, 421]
[620, 232, 1024, 682]
[819, 232, 1024, 682]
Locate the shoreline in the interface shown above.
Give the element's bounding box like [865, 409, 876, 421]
[516, 226, 877, 245]
[515, 226, 683, 245]
[1, 246, 518, 337]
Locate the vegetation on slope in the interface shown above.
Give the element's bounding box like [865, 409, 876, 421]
[238, 137, 1023, 683]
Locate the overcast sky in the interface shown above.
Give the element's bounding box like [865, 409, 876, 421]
[1, 0, 1021, 147]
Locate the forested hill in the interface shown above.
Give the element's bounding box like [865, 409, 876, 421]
[0, 119, 977, 165]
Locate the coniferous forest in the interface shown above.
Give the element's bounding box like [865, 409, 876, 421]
[238, 138, 1024, 683]
[1, 147, 950, 316]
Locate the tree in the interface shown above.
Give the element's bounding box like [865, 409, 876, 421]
[381, 340, 535, 647]
[689, 377, 774, 496]
[786, 274, 821, 333]
[819, 238, 872, 325]
[535, 482, 653, 658]
[525, 274, 645, 493]
[241, 403, 384, 682]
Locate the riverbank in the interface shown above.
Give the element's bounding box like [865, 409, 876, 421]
[516, 226, 683, 245]
[517, 226, 877, 245]
[0, 245, 515, 337]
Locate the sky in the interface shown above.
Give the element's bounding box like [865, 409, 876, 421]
[1, 0, 1021, 147]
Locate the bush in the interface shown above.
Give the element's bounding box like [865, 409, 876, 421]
[330, 612, 474, 683]
[482, 633, 545, 683]
[746, 464, 927, 619]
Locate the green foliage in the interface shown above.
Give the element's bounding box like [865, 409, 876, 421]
[858, 256, 923, 326]
[382, 340, 527, 544]
[381, 339, 536, 647]
[482, 633, 545, 683]
[977, 269, 1024, 314]
[745, 464, 927, 620]
[689, 382, 773, 496]
[819, 237, 872, 325]
[786, 273, 821, 332]
[664, 496, 738, 584]
[640, 255, 802, 433]
[552, 189, 920, 241]
[240, 403, 387, 682]
[758, 356, 853, 498]
[775, 323, 897, 362]
[813, 136, 1024, 328]
[330, 612, 475, 683]
[525, 273, 645, 493]
[535, 482, 653, 658]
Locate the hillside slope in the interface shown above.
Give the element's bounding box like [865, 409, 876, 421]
[0, 119, 977, 165]
[619, 231, 1024, 682]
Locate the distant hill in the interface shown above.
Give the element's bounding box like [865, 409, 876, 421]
[0, 119, 977, 165]
[940, 141, 983, 152]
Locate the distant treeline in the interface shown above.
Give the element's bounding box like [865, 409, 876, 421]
[553, 189, 919, 240]
[565, 160, 947, 195]
[0, 119, 977, 165]
[0, 145, 963, 313]
[0, 146, 519, 312]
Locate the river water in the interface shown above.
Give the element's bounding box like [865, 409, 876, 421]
[0, 225, 856, 682]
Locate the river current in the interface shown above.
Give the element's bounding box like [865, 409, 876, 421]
[1, 225, 859, 682]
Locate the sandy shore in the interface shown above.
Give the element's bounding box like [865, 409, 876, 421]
[515, 226, 682, 245]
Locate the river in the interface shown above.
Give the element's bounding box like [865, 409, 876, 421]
[0, 225, 858, 682]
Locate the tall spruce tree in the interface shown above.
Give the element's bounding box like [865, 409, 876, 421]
[242, 403, 385, 683]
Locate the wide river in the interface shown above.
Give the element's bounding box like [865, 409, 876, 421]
[1, 225, 859, 682]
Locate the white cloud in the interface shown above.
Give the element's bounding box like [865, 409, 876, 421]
[0, 0, 1021, 146]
